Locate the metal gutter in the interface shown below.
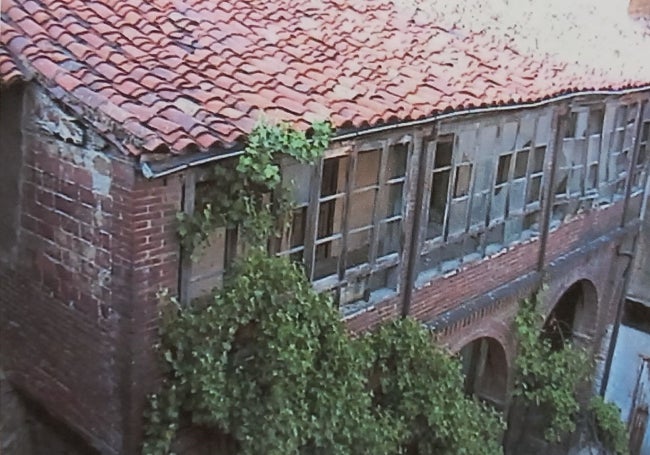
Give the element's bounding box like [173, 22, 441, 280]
[141, 85, 650, 179]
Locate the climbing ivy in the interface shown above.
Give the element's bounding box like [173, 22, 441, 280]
[177, 119, 332, 254]
[142, 120, 506, 454]
[143, 250, 399, 455]
[588, 396, 629, 455]
[362, 319, 505, 455]
[513, 291, 592, 443]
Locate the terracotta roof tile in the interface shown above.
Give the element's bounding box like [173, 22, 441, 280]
[1, 0, 649, 155]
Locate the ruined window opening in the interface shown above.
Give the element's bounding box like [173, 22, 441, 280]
[184, 180, 241, 300]
[427, 135, 454, 240]
[277, 140, 408, 306]
[419, 112, 550, 280]
[553, 104, 608, 222]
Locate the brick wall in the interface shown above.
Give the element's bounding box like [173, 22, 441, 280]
[0, 85, 182, 454]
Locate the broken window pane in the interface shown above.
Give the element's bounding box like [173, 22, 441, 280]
[496, 154, 511, 185]
[504, 215, 523, 244]
[448, 198, 469, 235]
[321, 156, 347, 196]
[347, 228, 372, 268]
[531, 146, 545, 173]
[387, 143, 408, 179]
[491, 188, 507, 221]
[283, 160, 312, 204]
[527, 176, 542, 204]
[348, 190, 375, 229]
[435, 136, 454, 168]
[516, 115, 535, 148]
[290, 207, 307, 248]
[568, 168, 583, 195]
[314, 237, 342, 279]
[536, 113, 552, 145]
[428, 170, 450, 238]
[575, 111, 588, 138]
[454, 163, 473, 197]
[565, 112, 578, 138]
[379, 219, 401, 256]
[588, 107, 604, 135]
[501, 122, 518, 151]
[510, 179, 526, 212]
[470, 192, 488, 227]
[355, 149, 380, 188]
[317, 197, 343, 239]
[514, 150, 529, 178]
[383, 183, 404, 218]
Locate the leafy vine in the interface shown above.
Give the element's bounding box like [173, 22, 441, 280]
[512, 291, 592, 443]
[177, 120, 332, 254]
[143, 120, 505, 454]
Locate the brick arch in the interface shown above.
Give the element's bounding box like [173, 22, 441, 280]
[455, 334, 510, 410]
[542, 278, 599, 349]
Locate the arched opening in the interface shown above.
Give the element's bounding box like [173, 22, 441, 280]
[459, 337, 508, 410]
[543, 279, 598, 351]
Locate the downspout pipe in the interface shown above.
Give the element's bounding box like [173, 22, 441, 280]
[599, 244, 639, 396]
[140, 86, 650, 179]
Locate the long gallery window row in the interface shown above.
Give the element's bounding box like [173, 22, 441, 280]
[183, 98, 650, 306]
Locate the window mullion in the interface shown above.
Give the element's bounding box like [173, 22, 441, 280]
[368, 140, 391, 265]
[338, 147, 357, 282]
[303, 158, 324, 281]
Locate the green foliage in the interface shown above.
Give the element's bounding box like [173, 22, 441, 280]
[362, 319, 505, 455]
[177, 119, 332, 254]
[145, 120, 505, 454]
[513, 292, 592, 442]
[143, 250, 397, 455]
[588, 396, 629, 455]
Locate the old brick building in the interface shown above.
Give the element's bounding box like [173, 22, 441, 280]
[1, 1, 649, 454]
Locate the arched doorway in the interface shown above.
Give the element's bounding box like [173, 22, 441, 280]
[459, 337, 508, 410]
[543, 279, 598, 350]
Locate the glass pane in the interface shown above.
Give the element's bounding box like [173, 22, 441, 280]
[514, 150, 529, 178]
[531, 146, 545, 173]
[387, 143, 408, 179]
[491, 187, 507, 221]
[568, 168, 582, 194]
[381, 182, 404, 219]
[501, 122, 518, 151]
[435, 136, 454, 168]
[428, 170, 449, 237]
[510, 179, 526, 212]
[470, 192, 488, 227]
[454, 164, 472, 197]
[588, 107, 604, 135]
[527, 176, 542, 204]
[536, 114, 552, 145]
[317, 198, 343, 239]
[587, 165, 598, 190]
[378, 219, 401, 256]
[355, 149, 380, 188]
[321, 156, 347, 197]
[348, 190, 375, 229]
[347, 229, 372, 268]
[314, 238, 341, 279]
[448, 198, 469, 235]
[283, 161, 312, 204]
[496, 154, 511, 185]
[290, 207, 307, 248]
[516, 114, 535, 148]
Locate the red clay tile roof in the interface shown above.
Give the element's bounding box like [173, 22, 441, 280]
[1, 0, 649, 155]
